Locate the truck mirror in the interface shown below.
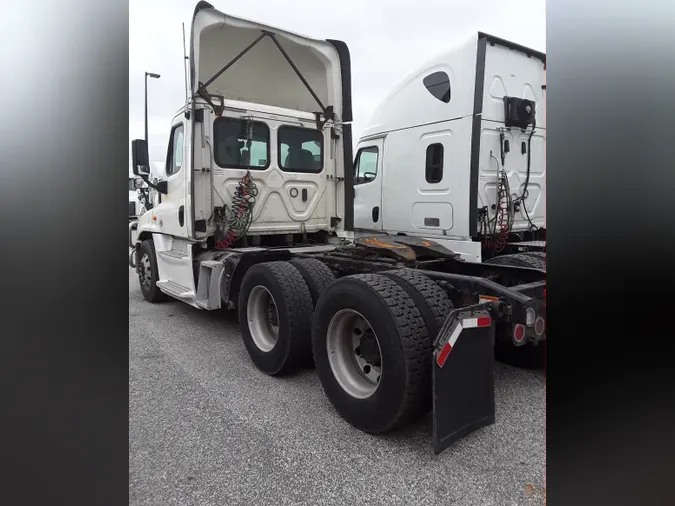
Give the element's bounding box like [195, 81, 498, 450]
[134, 177, 145, 190]
[131, 139, 150, 176]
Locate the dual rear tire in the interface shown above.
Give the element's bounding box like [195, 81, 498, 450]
[238, 260, 451, 433]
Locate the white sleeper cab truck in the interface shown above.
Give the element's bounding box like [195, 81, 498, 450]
[129, 1, 546, 454]
[353, 33, 545, 265]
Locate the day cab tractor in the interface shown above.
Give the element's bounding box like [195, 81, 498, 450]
[129, 1, 545, 453]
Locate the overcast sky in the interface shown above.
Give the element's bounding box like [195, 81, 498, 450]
[130, 0, 545, 175]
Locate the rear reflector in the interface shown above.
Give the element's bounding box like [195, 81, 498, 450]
[436, 315, 492, 367]
[463, 316, 492, 328]
[513, 324, 526, 344]
[436, 343, 452, 368]
[436, 321, 464, 367]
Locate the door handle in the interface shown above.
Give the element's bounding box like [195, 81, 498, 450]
[178, 205, 184, 227]
[372, 206, 379, 223]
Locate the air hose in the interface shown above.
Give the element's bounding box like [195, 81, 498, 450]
[215, 171, 258, 249]
[515, 119, 539, 231]
[482, 151, 512, 251]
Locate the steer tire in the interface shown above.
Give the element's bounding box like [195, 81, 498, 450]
[238, 261, 314, 375]
[289, 257, 336, 306]
[138, 239, 169, 303]
[485, 252, 545, 271]
[312, 273, 429, 433]
[381, 269, 453, 413]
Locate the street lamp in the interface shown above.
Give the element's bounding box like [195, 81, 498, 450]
[144, 71, 161, 144]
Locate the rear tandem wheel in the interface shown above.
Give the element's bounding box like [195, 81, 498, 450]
[312, 274, 431, 433]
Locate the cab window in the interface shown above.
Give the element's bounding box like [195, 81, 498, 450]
[354, 146, 379, 185]
[278, 126, 323, 173]
[213, 117, 270, 170]
[166, 124, 184, 176]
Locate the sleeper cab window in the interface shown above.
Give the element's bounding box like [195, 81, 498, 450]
[423, 71, 451, 103]
[425, 143, 444, 183]
[354, 146, 379, 185]
[278, 126, 323, 173]
[166, 124, 184, 176]
[213, 117, 270, 170]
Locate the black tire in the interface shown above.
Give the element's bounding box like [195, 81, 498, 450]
[289, 257, 336, 306]
[312, 274, 429, 433]
[522, 251, 546, 264]
[238, 261, 314, 375]
[485, 252, 545, 271]
[138, 239, 169, 303]
[381, 269, 453, 413]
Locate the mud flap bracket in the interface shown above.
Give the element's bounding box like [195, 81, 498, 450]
[432, 301, 508, 454]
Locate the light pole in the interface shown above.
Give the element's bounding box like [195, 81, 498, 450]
[144, 72, 161, 144]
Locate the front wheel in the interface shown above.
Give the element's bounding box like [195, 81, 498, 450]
[138, 239, 168, 303]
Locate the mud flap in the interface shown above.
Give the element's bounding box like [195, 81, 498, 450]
[432, 302, 505, 454]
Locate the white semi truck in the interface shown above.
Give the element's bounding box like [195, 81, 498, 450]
[129, 1, 545, 453]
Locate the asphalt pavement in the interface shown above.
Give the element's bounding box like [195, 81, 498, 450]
[129, 267, 545, 506]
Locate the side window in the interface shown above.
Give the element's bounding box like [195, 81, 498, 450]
[213, 117, 270, 170]
[166, 124, 184, 176]
[278, 126, 323, 173]
[423, 71, 451, 103]
[425, 143, 444, 183]
[354, 146, 379, 185]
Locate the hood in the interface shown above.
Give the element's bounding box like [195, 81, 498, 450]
[189, 2, 351, 121]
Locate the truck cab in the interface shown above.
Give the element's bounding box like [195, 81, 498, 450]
[353, 33, 546, 263]
[130, 1, 354, 304]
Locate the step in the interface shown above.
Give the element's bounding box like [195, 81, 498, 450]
[156, 280, 194, 301]
[195, 261, 224, 311]
[157, 249, 189, 260]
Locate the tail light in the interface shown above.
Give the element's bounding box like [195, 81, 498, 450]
[534, 317, 545, 336]
[513, 324, 526, 345]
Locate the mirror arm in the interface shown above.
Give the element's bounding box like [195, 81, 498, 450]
[137, 171, 168, 194]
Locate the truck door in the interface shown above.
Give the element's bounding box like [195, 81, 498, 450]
[353, 138, 384, 231]
[152, 113, 189, 238]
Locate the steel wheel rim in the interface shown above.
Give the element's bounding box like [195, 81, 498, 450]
[247, 285, 279, 352]
[139, 253, 152, 291]
[326, 309, 382, 399]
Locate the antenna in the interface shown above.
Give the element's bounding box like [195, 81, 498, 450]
[182, 23, 189, 101]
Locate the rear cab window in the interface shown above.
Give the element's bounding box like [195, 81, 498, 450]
[278, 126, 323, 173]
[213, 117, 270, 169]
